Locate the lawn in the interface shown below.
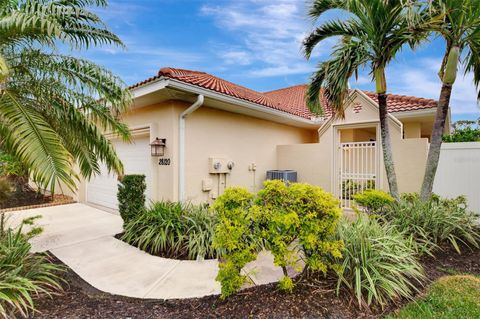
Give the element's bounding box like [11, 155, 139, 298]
[387, 275, 480, 319]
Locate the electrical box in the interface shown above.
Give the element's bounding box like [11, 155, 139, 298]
[209, 157, 233, 174]
[202, 178, 213, 192]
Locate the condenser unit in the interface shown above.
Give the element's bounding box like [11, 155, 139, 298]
[266, 170, 297, 183]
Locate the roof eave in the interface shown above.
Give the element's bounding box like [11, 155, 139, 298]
[131, 76, 323, 128]
[391, 108, 437, 119]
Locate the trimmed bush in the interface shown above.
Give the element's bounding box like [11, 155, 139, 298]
[121, 201, 217, 260]
[353, 189, 394, 215]
[117, 174, 146, 223]
[333, 214, 425, 309]
[386, 194, 480, 254]
[213, 180, 343, 299]
[0, 178, 11, 202]
[0, 213, 63, 318]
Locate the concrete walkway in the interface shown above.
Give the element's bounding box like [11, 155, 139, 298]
[8, 204, 288, 299]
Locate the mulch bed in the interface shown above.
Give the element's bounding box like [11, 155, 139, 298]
[0, 189, 49, 209]
[31, 246, 480, 319]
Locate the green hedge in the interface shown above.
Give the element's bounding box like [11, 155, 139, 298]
[117, 174, 146, 223]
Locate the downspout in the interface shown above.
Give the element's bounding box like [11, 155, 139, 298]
[179, 94, 204, 202]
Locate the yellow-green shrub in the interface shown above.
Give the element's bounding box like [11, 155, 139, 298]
[353, 189, 394, 214]
[213, 181, 343, 299]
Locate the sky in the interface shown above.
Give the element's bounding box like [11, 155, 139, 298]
[78, 0, 480, 122]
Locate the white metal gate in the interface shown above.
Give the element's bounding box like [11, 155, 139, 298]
[339, 142, 377, 208]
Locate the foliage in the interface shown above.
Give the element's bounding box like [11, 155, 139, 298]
[212, 187, 257, 298]
[117, 174, 146, 223]
[353, 189, 394, 214]
[122, 201, 218, 260]
[0, 151, 27, 178]
[0, 151, 30, 193]
[0, 178, 11, 202]
[0, 0, 132, 193]
[387, 275, 480, 319]
[443, 120, 480, 142]
[333, 214, 425, 310]
[385, 194, 480, 255]
[0, 213, 63, 318]
[303, 0, 435, 200]
[342, 179, 375, 200]
[213, 181, 343, 299]
[420, 0, 480, 200]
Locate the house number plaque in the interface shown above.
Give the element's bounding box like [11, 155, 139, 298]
[158, 158, 171, 166]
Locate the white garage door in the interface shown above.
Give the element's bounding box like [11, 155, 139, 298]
[87, 135, 152, 210]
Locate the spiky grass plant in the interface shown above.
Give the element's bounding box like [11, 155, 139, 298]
[121, 201, 218, 260]
[0, 213, 63, 318]
[386, 194, 480, 255]
[333, 214, 425, 310]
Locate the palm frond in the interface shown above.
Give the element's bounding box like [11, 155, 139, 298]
[304, 19, 361, 58]
[306, 37, 369, 117]
[0, 91, 76, 192]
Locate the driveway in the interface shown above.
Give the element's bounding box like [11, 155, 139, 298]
[7, 204, 287, 299]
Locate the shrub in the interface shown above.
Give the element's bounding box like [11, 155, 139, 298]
[0, 152, 29, 193]
[117, 174, 146, 223]
[0, 214, 63, 318]
[443, 120, 480, 142]
[333, 214, 425, 309]
[121, 201, 217, 260]
[213, 181, 343, 299]
[0, 178, 11, 202]
[386, 194, 480, 254]
[342, 179, 375, 199]
[353, 189, 394, 214]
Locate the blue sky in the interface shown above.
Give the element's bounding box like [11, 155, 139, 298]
[80, 0, 480, 122]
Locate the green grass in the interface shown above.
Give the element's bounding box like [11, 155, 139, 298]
[386, 275, 480, 319]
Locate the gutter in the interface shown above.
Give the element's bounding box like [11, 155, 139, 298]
[179, 94, 204, 202]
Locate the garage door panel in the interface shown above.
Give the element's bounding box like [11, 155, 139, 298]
[87, 136, 152, 210]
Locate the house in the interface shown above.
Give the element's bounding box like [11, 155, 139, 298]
[70, 67, 449, 210]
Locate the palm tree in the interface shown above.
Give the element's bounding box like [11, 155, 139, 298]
[0, 0, 131, 193]
[420, 0, 480, 200]
[303, 0, 430, 200]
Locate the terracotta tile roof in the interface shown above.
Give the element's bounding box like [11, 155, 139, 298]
[129, 67, 438, 120]
[362, 91, 438, 112]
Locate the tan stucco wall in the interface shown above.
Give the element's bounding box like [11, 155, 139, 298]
[403, 122, 421, 139]
[276, 91, 430, 196]
[72, 101, 181, 204]
[71, 90, 433, 207]
[72, 99, 316, 205]
[182, 105, 316, 202]
[393, 138, 429, 193]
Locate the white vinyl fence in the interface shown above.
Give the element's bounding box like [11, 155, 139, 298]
[433, 142, 480, 213]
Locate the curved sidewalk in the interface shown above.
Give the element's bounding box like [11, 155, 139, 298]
[8, 203, 287, 299]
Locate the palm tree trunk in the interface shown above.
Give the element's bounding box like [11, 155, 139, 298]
[420, 83, 452, 201]
[378, 93, 400, 200]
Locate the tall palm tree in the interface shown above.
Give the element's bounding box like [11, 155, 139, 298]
[303, 0, 430, 200]
[0, 0, 131, 193]
[420, 0, 480, 200]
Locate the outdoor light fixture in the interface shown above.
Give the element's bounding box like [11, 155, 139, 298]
[150, 137, 166, 157]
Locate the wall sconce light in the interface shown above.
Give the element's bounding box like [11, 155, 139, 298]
[150, 137, 166, 157]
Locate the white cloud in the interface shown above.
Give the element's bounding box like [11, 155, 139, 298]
[250, 64, 314, 77]
[352, 57, 480, 116]
[220, 50, 253, 66]
[201, 0, 330, 77]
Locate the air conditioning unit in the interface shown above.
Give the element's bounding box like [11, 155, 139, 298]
[266, 170, 297, 183]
